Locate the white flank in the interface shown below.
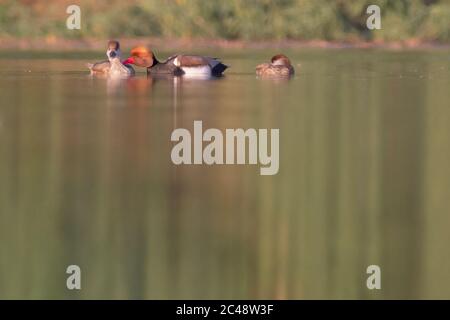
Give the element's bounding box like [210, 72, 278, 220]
[181, 65, 212, 76]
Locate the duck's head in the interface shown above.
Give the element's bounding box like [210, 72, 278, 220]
[106, 40, 122, 62]
[271, 54, 292, 67]
[123, 46, 155, 68]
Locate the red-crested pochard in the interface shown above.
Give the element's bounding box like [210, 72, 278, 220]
[256, 54, 295, 78]
[87, 40, 135, 76]
[123, 46, 228, 77]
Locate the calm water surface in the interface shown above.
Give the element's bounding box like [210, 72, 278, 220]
[0, 49, 449, 299]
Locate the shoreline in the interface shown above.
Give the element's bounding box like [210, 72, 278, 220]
[1, 37, 450, 51]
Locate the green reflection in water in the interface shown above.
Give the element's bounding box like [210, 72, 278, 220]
[0, 50, 449, 299]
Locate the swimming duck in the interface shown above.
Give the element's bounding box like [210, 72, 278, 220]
[87, 40, 134, 76]
[256, 54, 295, 78]
[123, 46, 227, 77]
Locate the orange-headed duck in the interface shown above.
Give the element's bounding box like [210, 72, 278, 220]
[123, 46, 227, 77]
[87, 40, 134, 76]
[256, 54, 295, 78]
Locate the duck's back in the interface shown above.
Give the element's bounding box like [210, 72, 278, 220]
[148, 55, 182, 75]
[256, 63, 294, 77]
[87, 60, 111, 74]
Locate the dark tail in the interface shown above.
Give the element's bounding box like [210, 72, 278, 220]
[212, 63, 228, 76]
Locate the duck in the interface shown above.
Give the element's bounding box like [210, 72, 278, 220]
[256, 54, 295, 78]
[87, 40, 134, 76]
[123, 46, 227, 77]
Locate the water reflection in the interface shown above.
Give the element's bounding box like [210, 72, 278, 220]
[0, 50, 449, 299]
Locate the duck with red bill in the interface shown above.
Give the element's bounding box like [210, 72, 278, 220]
[124, 46, 228, 77]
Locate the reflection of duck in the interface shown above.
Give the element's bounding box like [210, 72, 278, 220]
[256, 54, 295, 78]
[123, 46, 227, 77]
[87, 40, 134, 76]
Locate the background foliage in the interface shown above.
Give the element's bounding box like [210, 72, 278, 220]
[0, 0, 449, 41]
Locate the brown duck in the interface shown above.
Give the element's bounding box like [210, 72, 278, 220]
[87, 40, 134, 76]
[256, 54, 295, 78]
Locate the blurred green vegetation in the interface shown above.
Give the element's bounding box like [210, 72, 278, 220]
[0, 0, 449, 41]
